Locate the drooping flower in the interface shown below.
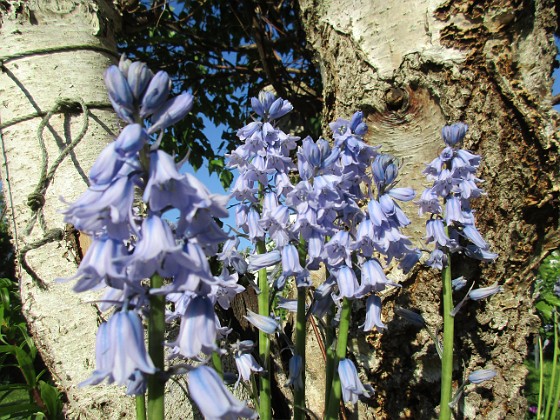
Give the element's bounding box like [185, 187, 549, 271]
[285, 355, 303, 390]
[187, 365, 257, 419]
[338, 359, 374, 404]
[168, 295, 218, 358]
[244, 310, 280, 334]
[80, 311, 155, 387]
[468, 369, 497, 384]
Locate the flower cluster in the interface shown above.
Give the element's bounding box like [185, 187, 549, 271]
[227, 92, 420, 402]
[62, 57, 254, 417]
[228, 93, 419, 323]
[419, 123, 497, 269]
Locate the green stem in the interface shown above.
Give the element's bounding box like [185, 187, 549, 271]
[148, 274, 165, 420]
[550, 322, 560, 420]
[256, 240, 272, 420]
[325, 297, 351, 420]
[324, 309, 335, 411]
[537, 336, 544, 420]
[294, 286, 307, 420]
[545, 311, 559, 420]
[212, 351, 223, 379]
[439, 255, 454, 420]
[135, 394, 146, 420]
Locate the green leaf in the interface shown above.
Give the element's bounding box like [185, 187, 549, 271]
[219, 169, 233, 189]
[541, 292, 560, 307]
[38, 381, 62, 418]
[535, 300, 554, 323]
[0, 401, 40, 417]
[14, 346, 36, 388]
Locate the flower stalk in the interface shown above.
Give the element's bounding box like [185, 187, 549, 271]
[148, 274, 165, 420]
[325, 297, 351, 420]
[256, 240, 272, 420]
[293, 286, 307, 419]
[439, 256, 454, 420]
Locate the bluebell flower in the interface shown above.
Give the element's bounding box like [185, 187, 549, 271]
[247, 250, 281, 272]
[104, 65, 135, 123]
[88, 143, 125, 186]
[62, 175, 135, 239]
[442, 122, 468, 146]
[80, 311, 155, 387]
[140, 70, 170, 117]
[468, 369, 497, 384]
[114, 123, 149, 157]
[187, 365, 257, 419]
[251, 91, 293, 121]
[419, 122, 496, 265]
[214, 268, 245, 310]
[335, 265, 359, 299]
[426, 248, 447, 270]
[469, 283, 502, 300]
[356, 259, 398, 297]
[244, 310, 280, 334]
[285, 355, 303, 390]
[281, 244, 303, 278]
[362, 295, 386, 331]
[63, 235, 127, 292]
[338, 359, 374, 404]
[276, 297, 299, 313]
[149, 92, 194, 134]
[233, 340, 263, 385]
[126, 61, 153, 101]
[169, 295, 217, 358]
[217, 238, 248, 274]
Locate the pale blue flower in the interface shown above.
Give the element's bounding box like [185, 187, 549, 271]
[468, 369, 497, 384]
[363, 295, 386, 332]
[80, 311, 155, 387]
[114, 123, 149, 157]
[247, 250, 281, 272]
[126, 61, 153, 101]
[64, 235, 127, 292]
[235, 352, 263, 384]
[140, 70, 170, 117]
[442, 122, 468, 146]
[149, 92, 194, 134]
[187, 365, 257, 419]
[285, 355, 303, 390]
[244, 310, 279, 334]
[338, 359, 373, 404]
[104, 65, 134, 123]
[469, 283, 502, 301]
[88, 143, 125, 186]
[169, 295, 217, 358]
[335, 265, 359, 299]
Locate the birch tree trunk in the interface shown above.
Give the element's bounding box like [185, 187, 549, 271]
[299, 0, 559, 418]
[0, 1, 134, 417]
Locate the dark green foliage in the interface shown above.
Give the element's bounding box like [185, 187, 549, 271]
[524, 251, 560, 417]
[0, 276, 63, 419]
[535, 250, 560, 338]
[0, 195, 63, 419]
[118, 0, 322, 188]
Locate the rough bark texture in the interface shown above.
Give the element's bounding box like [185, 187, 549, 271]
[0, 2, 232, 418]
[299, 0, 559, 418]
[0, 1, 135, 417]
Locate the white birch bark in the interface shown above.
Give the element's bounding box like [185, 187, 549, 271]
[0, 1, 135, 417]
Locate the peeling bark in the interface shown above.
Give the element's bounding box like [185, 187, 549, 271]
[299, 0, 559, 418]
